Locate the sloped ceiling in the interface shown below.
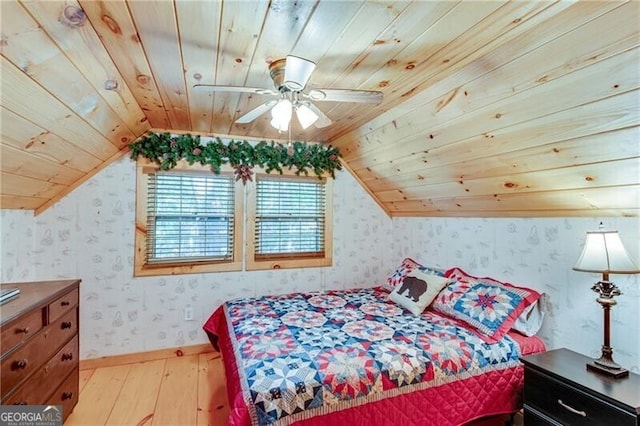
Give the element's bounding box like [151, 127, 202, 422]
[1, 0, 638, 216]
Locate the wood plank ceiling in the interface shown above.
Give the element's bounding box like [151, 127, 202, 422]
[1, 0, 638, 217]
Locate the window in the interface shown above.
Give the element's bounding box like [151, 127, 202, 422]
[134, 162, 243, 276]
[135, 160, 332, 276]
[247, 174, 332, 270]
[147, 173, 235, 262]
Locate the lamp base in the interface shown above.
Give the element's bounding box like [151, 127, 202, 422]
[587, 281, 629, 379]
[586, 360, 629, 378]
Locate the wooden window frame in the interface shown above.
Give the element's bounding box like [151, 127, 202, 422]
[246, 173, 333, 271]
[134, 159, 243, 276]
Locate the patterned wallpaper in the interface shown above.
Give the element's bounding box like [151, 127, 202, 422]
[1, 157, 638, 372]
[391, 217, 640, 372]
[1, 156, 393, 359]
[0, 209, 34, 283]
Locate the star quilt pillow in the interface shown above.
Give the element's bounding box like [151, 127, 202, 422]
[434, 267, 542, 343]
[389, 269, 452, 315]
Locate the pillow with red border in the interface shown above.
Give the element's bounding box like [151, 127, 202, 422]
[432, 267, 542, 343]
[385, 258, 445, 291]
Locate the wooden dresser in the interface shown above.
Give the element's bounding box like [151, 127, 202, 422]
[1, 279, 80, 421]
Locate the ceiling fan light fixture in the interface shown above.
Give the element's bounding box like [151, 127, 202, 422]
[284, 55, 316, 91]
[271, 99, 292, 131]
[296, 104, 318, 129]
[270, 117, 288, 132]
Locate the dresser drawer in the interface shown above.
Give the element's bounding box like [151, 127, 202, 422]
[525, 368, 636, 426]
[48, 367, 79, 422]
[1, 308, 78, 393]
[2, 335, 78, 405]
[48, 305, 78, 344]
[524, 405, 562, 425]
[49, 288, 78, 323]
[1, 308, 44, 355]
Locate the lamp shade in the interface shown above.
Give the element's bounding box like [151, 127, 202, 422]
[573, 230, 640, 274]
[270, 99, 292, 131]
[295, 103, 318, 129]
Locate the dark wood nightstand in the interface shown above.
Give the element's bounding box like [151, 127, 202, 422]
[520, 348, 640, 425]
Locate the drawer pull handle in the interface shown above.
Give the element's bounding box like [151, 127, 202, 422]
[61, 321, 72, 329]
[16, 327, 30, 334]
[62, 392, 73, 401]
[61, 352, 74, 361]
[61, 301, 70, 306]
[13, 402, 28, 405]
[12, 359, 28, 370]
[558, 399, 587, 417]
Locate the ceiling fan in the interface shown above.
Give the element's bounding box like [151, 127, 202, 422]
[193, 55, 383, 131]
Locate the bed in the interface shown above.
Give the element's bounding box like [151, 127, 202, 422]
[203, 261, 546, 426]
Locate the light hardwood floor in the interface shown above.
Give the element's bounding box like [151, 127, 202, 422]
[66, 352, 228, 426]
[68, 351, 520, 426]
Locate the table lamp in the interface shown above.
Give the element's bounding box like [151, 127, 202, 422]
[573, 223, 639, 378]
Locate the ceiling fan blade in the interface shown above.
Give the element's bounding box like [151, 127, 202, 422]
[193, 84, 277, 96]
[235, 100, 278, 124]
[306, 88, 383, 104]
[302, 102, 332, 128]
[284, 55, 316, 91]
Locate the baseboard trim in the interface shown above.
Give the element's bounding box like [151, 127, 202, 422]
[79, 343, 217, 370]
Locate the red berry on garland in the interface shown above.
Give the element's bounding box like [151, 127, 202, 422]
[192, 148, 202, 155]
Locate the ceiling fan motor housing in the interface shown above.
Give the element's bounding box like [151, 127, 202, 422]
[269, 56, 317, 92]
[269, 59, 288, 92]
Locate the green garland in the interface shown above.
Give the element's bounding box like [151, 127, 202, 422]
[128, 132, 342, 181]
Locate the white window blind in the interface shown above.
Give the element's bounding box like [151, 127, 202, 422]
[255, 177, 326, 258]
[146, 172, 235, 264]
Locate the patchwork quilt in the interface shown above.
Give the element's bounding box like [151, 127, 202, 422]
[203, 286, 545, 426]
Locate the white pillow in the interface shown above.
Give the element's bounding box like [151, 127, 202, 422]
[511, 294, 546, 336]
[389, 269, 451, 315]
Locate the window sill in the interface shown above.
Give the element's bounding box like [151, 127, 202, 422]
[134, 260, 243, 277]
[246, 256, 332, 271]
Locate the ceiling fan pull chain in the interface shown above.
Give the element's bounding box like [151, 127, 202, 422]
[287, 123, 294, 156]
